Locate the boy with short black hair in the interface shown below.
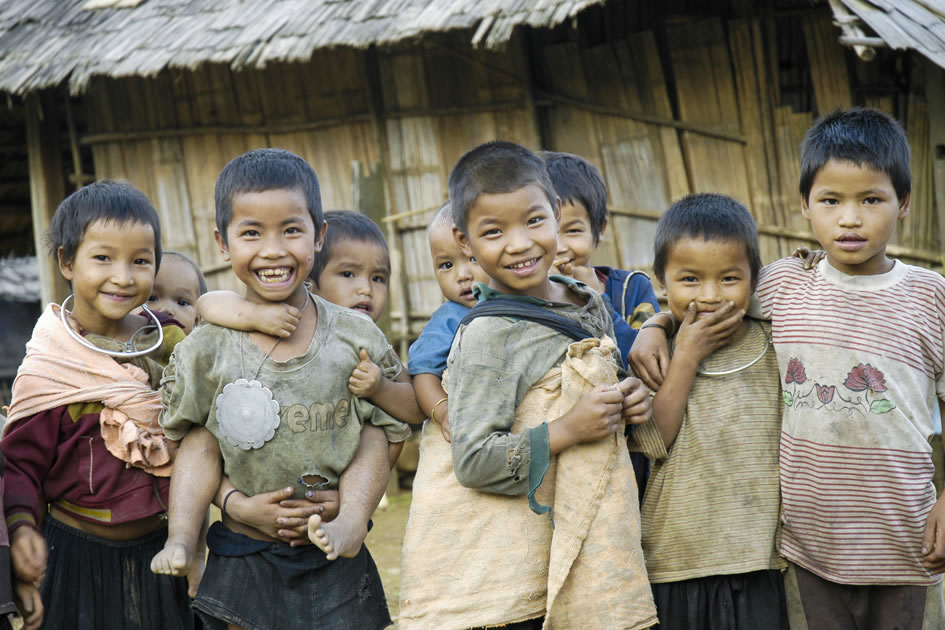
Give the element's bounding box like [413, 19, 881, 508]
[633, 107, 945, 627]
[543, 151, 659, 366]
[156, 148, 407, 629]
[399, 141, 657, 629]
[632, 192, 787, 628]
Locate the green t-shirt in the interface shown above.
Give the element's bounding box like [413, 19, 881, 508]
[160, 294, 410, 498]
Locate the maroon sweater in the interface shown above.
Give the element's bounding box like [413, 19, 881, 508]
[2, 313, 183, 535]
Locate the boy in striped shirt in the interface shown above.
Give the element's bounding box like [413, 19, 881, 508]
[633, 107, 945, 628]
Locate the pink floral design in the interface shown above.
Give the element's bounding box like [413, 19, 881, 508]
[843, 363, 887, 393]
[785, 358, 807, 385]
[815, 384, 835, 405]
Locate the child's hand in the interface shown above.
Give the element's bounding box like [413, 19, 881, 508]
[617, 377, 651, 425]
[552, 258, 573, 277]
[566, 383, 625, 444]
[349, 350, 383, 398]
[791, 246, 827, 270]
[10, 527, 46, 584]
[673, 301, 745, 365]
[922, 494, 945, 573]
[279, 489, 341, 546]
[257, 302, 301, 338]
[629, 315, 674, 391]
[14, 581, 43, 630]
[435, 408, 451, 442]
[227, 487, 323, 545]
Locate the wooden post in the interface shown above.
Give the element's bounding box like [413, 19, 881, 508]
[926, 60, 945, 264]
[25, 91, 69, 307]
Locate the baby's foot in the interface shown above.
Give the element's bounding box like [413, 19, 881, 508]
[308, 513, 367, 561]
[150, 539, 195, 576]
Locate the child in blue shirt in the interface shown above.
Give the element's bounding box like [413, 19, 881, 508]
[543, 152, 660, 368]
[544, 151, 659, 499]
[409, 201, 489, 440]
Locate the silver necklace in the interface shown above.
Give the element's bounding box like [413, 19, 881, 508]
[671, 320, 771, 377]
[59, 294, 164, 358]
[215, 292, 309, 450]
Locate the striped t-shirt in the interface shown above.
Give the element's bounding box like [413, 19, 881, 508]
[630, 319, 785, 582]
[757, 257, 945, 585]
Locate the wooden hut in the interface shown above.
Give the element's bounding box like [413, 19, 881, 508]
[1, 0, 944, 350]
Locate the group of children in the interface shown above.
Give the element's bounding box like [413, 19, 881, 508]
[1, 105, 943, 630]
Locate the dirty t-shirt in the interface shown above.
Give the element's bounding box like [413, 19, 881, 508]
[629, 319, 785, 582]
[161, 294, 411, 498]
[447, 276, 618, 494]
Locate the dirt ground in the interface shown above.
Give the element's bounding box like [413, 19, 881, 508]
[367, 490, 412, 625]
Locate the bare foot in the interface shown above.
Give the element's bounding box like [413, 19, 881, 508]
[186, 555, 206, 598]
[150, 539, 194, 576]
[308, 513, 367, 561]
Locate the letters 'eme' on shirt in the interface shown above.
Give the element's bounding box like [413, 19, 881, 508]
[160, 293, 411, 498]
[756, 257, 945, 586]
[629, 319, 785, 582]
[446, 276, 619, 495]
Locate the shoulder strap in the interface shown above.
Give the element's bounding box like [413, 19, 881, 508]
[459, 298, 594, 342]
[619, 270, 647, 321]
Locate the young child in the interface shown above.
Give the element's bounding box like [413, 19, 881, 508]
[197, 209, 423, 424]
[2, 181, 192, 629]
[543, 151, 660, 366]
[156, 149, 409, 629]
[632, 108, 945, 626]
[399, 141, 657, 629]
[544, 150, 660, 499]
[144, 250, 206, 335]
[629, 193, 787, 628]
[408, 201, 489, 440]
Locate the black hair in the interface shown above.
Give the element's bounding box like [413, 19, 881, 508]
[800, 107, 911, 202]
[214, 148, 323, 243]
[448, 141, 557, 234]
[653, 193, 762, 289]
[162, 251, 208, 295]
[47, 180, 162, 271]
[542, 151, 608, 244]
[309, 210, 390, 286]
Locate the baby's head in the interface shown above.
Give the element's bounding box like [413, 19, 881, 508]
[653, 193, 760, 322]
[310, 210, 390, 322]
[799, 107, 911, 275]
[213, 149, 325, 306]
[542, 151, 608, 269]
[427, 201, 489, 307]
[146, 251, 206, 334]
[48, 180, 162, 329]
[449, 141, 560, 297]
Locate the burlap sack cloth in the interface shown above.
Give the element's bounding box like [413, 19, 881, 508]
[399, 337, 657, 629]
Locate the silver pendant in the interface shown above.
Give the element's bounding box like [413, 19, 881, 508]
[215, 378, 281, 450]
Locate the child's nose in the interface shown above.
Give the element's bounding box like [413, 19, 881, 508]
[260, 234, 287, 257]
[356, 278, 372, 295]
[112, 264, 134, 286]
[456, 262, 474, 282]
[698, 283, 723, 303]
[838, 203, 863, 227]
[507, 229, 531, 253]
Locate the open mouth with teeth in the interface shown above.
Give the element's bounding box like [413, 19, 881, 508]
[459, 287, 474, 301]
[506, 257, 541, 275]
[255, 267, 294, 285]
[351, 302, 373, 315]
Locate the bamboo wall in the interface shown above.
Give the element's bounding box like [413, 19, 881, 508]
[79, 10, 944, 346]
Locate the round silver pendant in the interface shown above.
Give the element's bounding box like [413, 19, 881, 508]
[215, 378, 281, 450]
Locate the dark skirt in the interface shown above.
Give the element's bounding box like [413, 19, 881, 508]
[651, 570, 788, 630]
[41, 516, 193, 630]
[193, 522, 391, 630]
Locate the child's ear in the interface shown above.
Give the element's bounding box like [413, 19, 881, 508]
[213, 228, 231, 262]
[598, 217, 609, 239]
[314, 220, 327, 252]
[897, 191, 911, 220]
[800, 195, 811, 221]
[553, 196, 562, 224]
[57, 246, 74, 281]
[453, 226, 474, 258]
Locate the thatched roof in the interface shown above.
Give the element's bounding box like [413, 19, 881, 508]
[830, 0, 945, 68]
[0, 0, 602, 95]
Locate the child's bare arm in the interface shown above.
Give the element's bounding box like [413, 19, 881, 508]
[414, 373, 451, 441]
[197, 290, 300, 338]
[308, 424, 390, 560]
[922, 398, 945, 573]
[349, 350, 425, 423]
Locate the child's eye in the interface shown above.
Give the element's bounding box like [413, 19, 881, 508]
[863, 197, 881, 205]
[94, 255, 109, 262]
[722, 275, 741, 283]
[527, 216, 543, 226]
[177, 299, 191, 307]
[341, 271, 355, 278]
[285, 226, 301, 234]
[681, 275, 698, 283]
[148, 295, 158, 302]
[470, 256, 477, 263]
[566, 227, 584, 234]
[134, 258, 152, 266]
[372, 274, 388, 285]
[241, 229, 260, 238]
[820, 198, 838, 206]
[483, 228, 501, 237]
[438, 262, 454, 271]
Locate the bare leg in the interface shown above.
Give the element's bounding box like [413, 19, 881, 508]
[151, 427, 222, 576]
[308, 424, 389, 560]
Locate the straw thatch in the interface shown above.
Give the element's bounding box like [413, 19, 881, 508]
[0, 0, 603, 95]
[831, 0, 945, 68]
